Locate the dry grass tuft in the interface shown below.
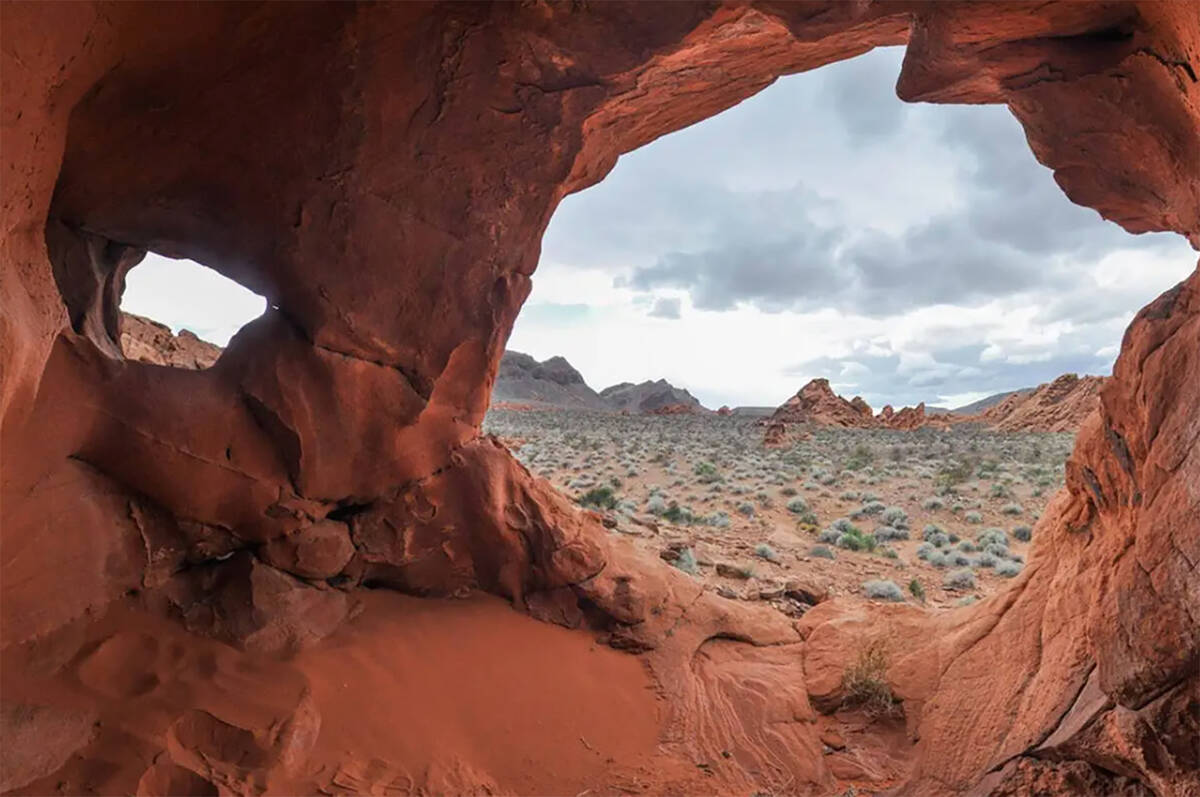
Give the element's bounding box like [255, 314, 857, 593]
[841, 639, 903, 719]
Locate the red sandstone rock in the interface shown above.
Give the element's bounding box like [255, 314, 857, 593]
[2, 3, 1198, 795]
[766, 378, 880, 430]
[717, 405, 733, 416]
[979, 373, 1105, 432]
[120, 312, 222, 369]
[259, 520, 355, 580]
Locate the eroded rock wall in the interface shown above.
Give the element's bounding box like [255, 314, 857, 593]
[2, 2, 1198, 795]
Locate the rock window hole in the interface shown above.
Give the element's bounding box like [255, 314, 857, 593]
[118, 253, 266, 369]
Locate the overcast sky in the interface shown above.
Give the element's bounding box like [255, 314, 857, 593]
[125, 46, 1195, 410]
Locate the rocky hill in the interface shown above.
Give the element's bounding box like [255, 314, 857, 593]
[599, 379, 706, 414]
[120, 312, 222, 369]
[492, 351, 609, 409]
[950, 387, 1036, 415]
[978, 373, 1104, 432]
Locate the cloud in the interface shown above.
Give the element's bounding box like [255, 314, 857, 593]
[520, 47, 1197, 407]
[648, 297, 682, 319]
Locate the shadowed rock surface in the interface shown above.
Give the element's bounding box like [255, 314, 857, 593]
[2, 2, 1197, 795]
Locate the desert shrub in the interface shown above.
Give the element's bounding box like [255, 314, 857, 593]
[845, 443, 874, 471]
[950, 551, 973, 567]
[873, 525, 909, 542]
[976, 528, 1008, 548]
[841, 639, 902, 717]
[916, 542, 935, 561]
[736, 502, 755, 517]
[837, 529, 876, 553]
[995, 560, 1023, 577]
[908, 578, 925, 602]
[976, 552, 998, 568]
[862, 580, 904, 602]
[647, 494, 668, 515]
[957, 595, 978, 606]
[579, 486, 618, 510]
[935, 456, 978, 494]
[754, 543, 780, 562]
[860, 501, 886, 516]
[921, 496, 945, 511]
[965, 511, 983, 524]
[839, 490, 860, 501]
[780, 486, 797, 497]
[810, 545, 836, 560]
[861, 491, 881, 503]
[1000, 503, 1024, 516]
[804, 481, 820, 490]
[832, 517, 859, 534]
[786, 497, 810, 514]
[693, 461, 721, 483]
[1012, 524, 1033, 542]
[944, 568, 976, 590]
[984, 542, 1010, 559]
[928, 552, 949, 568]
[662, 503, 698, 524]
[881, 506, 909, 528]
[923, 529, 950, 548]
[879, 546, 898, 559]
[957, 540, 978, 553]
[990, 483, 1012, 499]
[817, 528, 840, 544]
[672, 547, 699, 575]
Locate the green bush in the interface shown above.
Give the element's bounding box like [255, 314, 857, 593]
[579, 486, 618, 510]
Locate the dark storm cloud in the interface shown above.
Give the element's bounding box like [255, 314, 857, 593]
[544, 46, 1187, 321]
[617, 100, 1187, 318]
[648, 297, 682, 319]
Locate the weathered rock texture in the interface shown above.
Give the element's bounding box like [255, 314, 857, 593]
[119, 312, 222, 370]
[980, 373, 1106, 432]
[2, 2, 1198, 795]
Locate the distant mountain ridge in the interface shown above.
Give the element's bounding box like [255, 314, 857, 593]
[492, 351, 609, 409]
[492, 350, 707, 413]
[950, 388, 1037, 415]
[599, 379, 705, 414]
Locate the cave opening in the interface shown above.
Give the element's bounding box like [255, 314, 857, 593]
[506, 45, 1196, 415]
[486, 44, 1198, 613]
[117, 252, 266, 368]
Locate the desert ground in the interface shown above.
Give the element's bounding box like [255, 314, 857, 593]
[486, 409, 1073, 614]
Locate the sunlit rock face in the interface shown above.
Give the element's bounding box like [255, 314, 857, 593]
[1, 3, 1197, 794]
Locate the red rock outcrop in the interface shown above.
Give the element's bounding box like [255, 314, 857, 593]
[2, 3, 1198, 795]
[877, 401, 935, 430]
[717, 405, 733, 416]
[767, 378, 880, 429]
[766, 380, 941, 440]
[980, 373, 1106, 432]
[119, 312, 222, 370]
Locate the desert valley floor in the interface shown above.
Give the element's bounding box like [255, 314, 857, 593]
[485, 409, 1071, 614]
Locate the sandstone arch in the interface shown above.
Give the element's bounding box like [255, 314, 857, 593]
[2, 2, 1196, 794]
